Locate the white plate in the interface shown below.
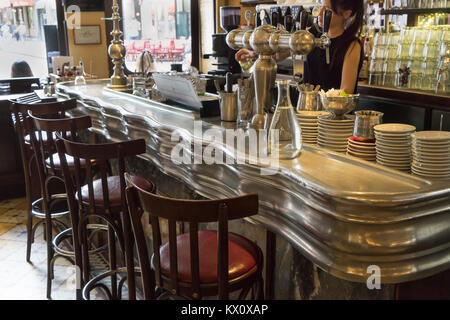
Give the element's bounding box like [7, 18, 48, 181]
[319, 121, 355, 126]
[411, 168, 450, 176]
[412, 151, 450, 158]
[413, 157, 450, 164]
[297, 111, 330, 118]
[412, 170, 450, 178]
[412, 150, 450, 157]
[411, 131, 450, 142]
[412, 162, 450, 171]
[413, 141, 450, 148]
[376, 147, 412, 154]
[374, 123, 416, 134]
[412, 147, 450, 154]
[375, 134, 412, 142]
[347, 151, 376, 159]
[377, 162, 411, 170]
[376, 157, 411, 164]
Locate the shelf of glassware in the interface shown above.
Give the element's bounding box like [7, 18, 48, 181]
[380, 8, 450, 15]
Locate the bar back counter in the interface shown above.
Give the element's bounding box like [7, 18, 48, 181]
[56, 80, 450, 299]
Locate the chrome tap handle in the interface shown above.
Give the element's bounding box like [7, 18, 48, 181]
[323, 9, 333, 65]
[299, 10, 309, 30]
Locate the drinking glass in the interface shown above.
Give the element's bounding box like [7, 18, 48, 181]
[193, 77, 207, 96]
[421, 75, 436, 91]
[384, 59, 398, 74]
[413, 28, 428, 43]
[409, 73, 423, 89]
[410, 59, 423, 72]
[383, 72, 397, 87]
[422, 59, 438, 75]
[410, 42, 425, 59]
[397, 43, 411, 59]
[132, 77, 149, 98]
[385, 45, 399, 60]
[400, 27, 415, 43]
[423, 43, 439, 60]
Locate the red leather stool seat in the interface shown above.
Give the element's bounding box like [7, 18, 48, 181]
[45, 153, 87, 170]
[77, 175, 154, 207]
[159, 230, 257, 284]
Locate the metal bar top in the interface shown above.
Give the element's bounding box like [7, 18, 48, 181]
[57, 80, 450, 285]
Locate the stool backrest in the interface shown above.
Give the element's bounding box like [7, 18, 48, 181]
[9, 98, 78, 202]
[125, 175, 259, 300]
[55, 136, 152, 300]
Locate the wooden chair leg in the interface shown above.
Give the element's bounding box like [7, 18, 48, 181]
[45, 218, 54, 299]
[26, 208, 33, 263]
[108, 226, 118, 299]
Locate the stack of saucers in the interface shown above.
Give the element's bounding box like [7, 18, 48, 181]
[411, 131, 450, 180]
[374, 123, 416, 172]
[347, 136, 376, 162]
[317, 114, 355, 153]
[296, 111, 329, 145]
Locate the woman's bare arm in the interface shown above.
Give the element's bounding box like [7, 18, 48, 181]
[340, 40, 361, 94]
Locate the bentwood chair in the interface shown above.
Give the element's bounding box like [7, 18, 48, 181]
[55, 136, 155, 300]
[125, 176, 265, 300]
[28, 109, 110, 300]
[9, 99, 78, 266]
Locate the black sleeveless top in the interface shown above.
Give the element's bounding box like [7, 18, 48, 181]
[304, 33, 364, 94]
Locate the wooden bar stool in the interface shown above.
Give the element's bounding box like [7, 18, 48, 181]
[55, 136, 155, 300]
[125, 175, 265, 300]
[9, 99, 78, 265]
[28, 109, 112, 300]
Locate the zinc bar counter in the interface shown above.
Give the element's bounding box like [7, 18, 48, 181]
[57, 80, 450, 299]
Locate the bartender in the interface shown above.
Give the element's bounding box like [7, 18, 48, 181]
[235, 0, 364, 94]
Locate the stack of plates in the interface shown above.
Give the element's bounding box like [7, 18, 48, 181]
[374, 123, 416, 172]
[347, 137, 376, 162]
[317, 114, 355, 153]
[411, 131, 450, 180]
[296, 111, 329, 145]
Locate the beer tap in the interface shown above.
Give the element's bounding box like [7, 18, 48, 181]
[226, 9, 333, 130]
[322, 9, 333, 65]
[283, 7, 293, 33]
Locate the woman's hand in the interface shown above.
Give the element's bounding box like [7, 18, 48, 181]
[235, 48, 257, 63]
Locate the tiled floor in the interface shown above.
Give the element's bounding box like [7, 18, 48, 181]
[0, 198, 78, 300]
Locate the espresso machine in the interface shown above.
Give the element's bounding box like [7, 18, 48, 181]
[226, 6, 332, 129]
[204, 6, 243, 76]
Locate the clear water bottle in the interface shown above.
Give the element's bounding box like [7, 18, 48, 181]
[268, 80, 302, 160]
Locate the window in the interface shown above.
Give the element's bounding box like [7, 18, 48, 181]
[0, 0, 58, 78]
[122, 0, 192, 73]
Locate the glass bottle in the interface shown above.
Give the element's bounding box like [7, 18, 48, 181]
[268, 80, 302, 160]
[74, 65, 86, 86]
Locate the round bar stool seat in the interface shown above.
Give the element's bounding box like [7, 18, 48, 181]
[77, 175, 154, 207]
[158, 230, 258, 283]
